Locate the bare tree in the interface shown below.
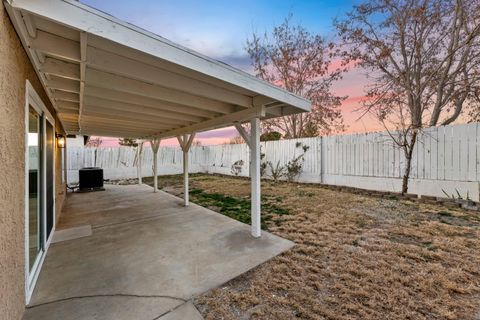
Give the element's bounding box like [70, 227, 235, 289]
[246, 16, 346, 138]
[336, 0, 480, 193]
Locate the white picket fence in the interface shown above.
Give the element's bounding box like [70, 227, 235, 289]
[67, 123, 480, 201]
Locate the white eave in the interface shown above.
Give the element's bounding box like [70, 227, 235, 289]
[5, 0, 311, 139]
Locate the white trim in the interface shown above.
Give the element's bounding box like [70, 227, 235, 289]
[24, 80, 55, 304]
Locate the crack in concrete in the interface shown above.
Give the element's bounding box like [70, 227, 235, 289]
[91, 211, 184, 230]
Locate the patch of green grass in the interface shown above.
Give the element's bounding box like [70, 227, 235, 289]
[438, 211, 453, 217]
[144, 173, 207, 189]
[297, 190, 312, 197]
[189, 188, 290, 229]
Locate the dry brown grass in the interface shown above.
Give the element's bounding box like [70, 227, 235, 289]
[147, 174, 480, 319]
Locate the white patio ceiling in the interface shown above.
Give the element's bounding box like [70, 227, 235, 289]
[6, 0, 310, 139]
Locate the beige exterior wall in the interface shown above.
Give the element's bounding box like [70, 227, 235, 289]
[0, 3, 66, 318]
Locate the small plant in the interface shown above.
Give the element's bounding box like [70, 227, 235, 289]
[442, 188, 471, 201]
[260, 151, 267, 177]
[268, 161, 285, 182]
[230, 160, 244, 176]
[284, 144, 310, 182]
[285, 154, 304, 182]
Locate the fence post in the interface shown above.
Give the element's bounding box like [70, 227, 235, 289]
[320, 136, 325, 184]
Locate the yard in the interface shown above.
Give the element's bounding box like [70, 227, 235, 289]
[143, 174, 480, 320]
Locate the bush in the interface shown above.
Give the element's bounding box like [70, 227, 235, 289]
[261, 131, 282, 141]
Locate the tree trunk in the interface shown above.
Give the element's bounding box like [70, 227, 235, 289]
[401, 130, 418, 194]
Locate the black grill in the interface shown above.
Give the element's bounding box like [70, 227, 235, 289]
[79, 167, 104, 190]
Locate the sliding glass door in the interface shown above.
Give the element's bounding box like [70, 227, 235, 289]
[45, 120, 54, 240]
[25, 82, 56, 302]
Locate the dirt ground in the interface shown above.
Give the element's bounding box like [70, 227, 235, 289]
[144, 174, 480, 320]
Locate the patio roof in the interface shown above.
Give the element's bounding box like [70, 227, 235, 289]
[5, 0, 310, 139]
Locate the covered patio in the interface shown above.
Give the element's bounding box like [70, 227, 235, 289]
[24, 184, 294, 319]
[6, 0, 309, 317]
[6, 0, 310, 240]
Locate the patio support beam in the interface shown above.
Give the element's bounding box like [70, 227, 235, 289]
[39, 58, 80, 80]
[150, 138, 161, 192]
[250, 117, 261, 238]
[234, 122, 251, 149]
[151, 105, 265, 140]
[86, 69, 237, 115]
[177, 133, 196, 206]
[30, 30, 81, 62]
[87, 46, 253, 108]
[45, 79, 80, 93]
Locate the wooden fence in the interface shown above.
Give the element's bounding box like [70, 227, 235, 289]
[67, 122, 480, 201]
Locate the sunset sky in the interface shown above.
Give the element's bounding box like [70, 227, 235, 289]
[80, 0, 383, 146]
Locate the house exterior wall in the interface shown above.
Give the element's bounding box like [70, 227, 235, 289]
[0, 3, 66, 318]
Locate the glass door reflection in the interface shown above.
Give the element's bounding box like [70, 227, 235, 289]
[28, 105, 42, 272]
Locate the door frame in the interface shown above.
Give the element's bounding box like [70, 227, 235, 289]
[24, 80, 56, 304]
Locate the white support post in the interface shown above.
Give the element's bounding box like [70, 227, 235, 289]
[150, 138, 161, 192]
[63, 142, 67, 186]
[182, 134, 189, 206]
[137, 141, 144, 185]
[250, 118, 261, 238]
[177, 133, 195, 206]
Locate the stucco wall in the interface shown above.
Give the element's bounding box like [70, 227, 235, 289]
[0, 3, 66, 319]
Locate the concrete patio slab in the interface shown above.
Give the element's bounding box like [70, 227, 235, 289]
[51, 225, 92, 244]
[24, 184, 294, 320]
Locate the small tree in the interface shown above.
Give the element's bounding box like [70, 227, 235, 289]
[246, 16, 346, 138]
[336, 0, 480, 193]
